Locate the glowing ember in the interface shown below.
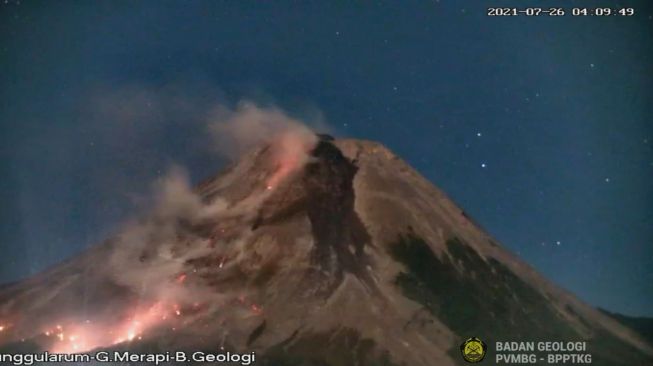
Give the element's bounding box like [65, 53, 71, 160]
[173, 303, 181, 316]
[250, 304, 263, 315]
[0, 325, 5, 332]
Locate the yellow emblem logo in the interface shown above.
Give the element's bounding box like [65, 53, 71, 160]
[460, 337, 487, 363]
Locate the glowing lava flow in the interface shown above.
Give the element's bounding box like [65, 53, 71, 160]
[265, 131, 316, 190]
[46, 302, 183, 353]
[266, 155, 300, 190]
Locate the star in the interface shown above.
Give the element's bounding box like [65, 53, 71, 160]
[556, 241, 561, 246]
[476, 132, 482, 137]
[604, 177, 610, 183]
[481, 163, 487, 168]
[590, 63, 595, 68]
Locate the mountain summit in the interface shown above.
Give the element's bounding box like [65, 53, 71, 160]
[0, 136, 651, 365]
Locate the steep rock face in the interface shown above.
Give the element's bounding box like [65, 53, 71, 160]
[0, 137, 651, 366]
[335, 139, 653, 365]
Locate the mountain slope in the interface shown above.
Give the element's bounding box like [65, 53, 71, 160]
[600, 309, 653, 346]
[0, 136, 651, 365]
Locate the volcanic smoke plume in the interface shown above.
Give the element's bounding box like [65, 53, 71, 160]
[209, 102, 318, 175]
[0, 102, 320, 355]
[94, 104, 318, 351]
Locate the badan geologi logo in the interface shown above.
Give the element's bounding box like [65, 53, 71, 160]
[460, 337, 487, 363]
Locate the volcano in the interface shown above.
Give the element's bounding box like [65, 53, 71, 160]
[0, 136, 651, 365]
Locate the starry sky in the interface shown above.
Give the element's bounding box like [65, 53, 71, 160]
[1, 1, 652, 316]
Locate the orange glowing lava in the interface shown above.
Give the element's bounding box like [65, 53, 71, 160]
[266, 155, 299, 190]
[265, 131, 316, 191]
[46, 301, 184, 353]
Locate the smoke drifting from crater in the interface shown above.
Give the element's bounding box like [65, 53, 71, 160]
[108, 101, 320, 304]
[78, 102, 321, 352]
[0, 97, 324, 353]
[209, 102, 318, 186]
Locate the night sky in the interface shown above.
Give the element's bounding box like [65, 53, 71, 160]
[1, 1, 652, 316]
